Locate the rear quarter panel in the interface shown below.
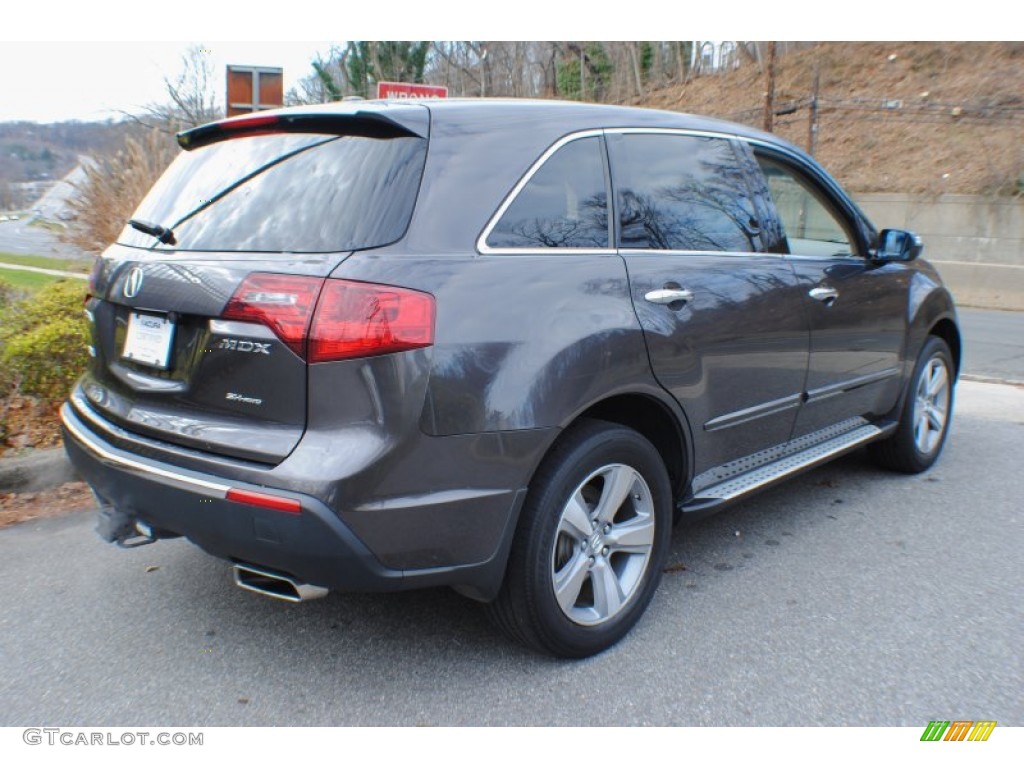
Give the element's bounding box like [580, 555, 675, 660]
[330, 252, 659, 435]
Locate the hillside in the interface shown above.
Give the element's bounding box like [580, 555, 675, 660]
[1, 42, 1020, 205]
[636, 42, 1024, 196]
[0, 121, 133, 209]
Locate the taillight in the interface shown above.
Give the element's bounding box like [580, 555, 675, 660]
[309, 280, 435, 363]
[222, 273, 323, 357]
[222, 274, 435, 363]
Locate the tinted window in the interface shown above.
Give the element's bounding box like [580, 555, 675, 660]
[119, 133, 427, 253]
[756, 156, 855, 258]
[487, 137, 608, 249]
[608, 134, 760, 252]
[731, 141, 788, 254]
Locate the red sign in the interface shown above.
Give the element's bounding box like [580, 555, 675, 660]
[377, 81, 448, 100]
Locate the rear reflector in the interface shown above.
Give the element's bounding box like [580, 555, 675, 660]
[226, 488, 302, 515]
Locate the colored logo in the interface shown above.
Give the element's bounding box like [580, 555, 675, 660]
[920, 720, 996, 741]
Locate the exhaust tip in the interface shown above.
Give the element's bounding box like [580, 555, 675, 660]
[232, 564, 328, 602]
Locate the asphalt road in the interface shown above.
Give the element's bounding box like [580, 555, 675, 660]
[959, 307, 1024, 384]
[0, 380, 1020, 726]
[0, 218, 87, 260]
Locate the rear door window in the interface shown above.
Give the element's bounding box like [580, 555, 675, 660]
[607, 133, 762, 253]
[119, 132, 427, 253]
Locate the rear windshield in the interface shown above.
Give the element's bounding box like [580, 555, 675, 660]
[118, 132, 427, 253]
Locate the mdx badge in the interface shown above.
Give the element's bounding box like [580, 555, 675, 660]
[123, 266, 145, 298]
[217, 338, 271, 355]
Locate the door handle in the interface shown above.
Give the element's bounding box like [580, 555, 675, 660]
[808, 286, 839, 305]
[645, 288, 694, 306]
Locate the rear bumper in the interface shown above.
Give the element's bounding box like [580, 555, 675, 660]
[61, 401, 532, 600]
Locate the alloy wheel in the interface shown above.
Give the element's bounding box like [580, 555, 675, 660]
[913, 356, 950, 455]
[550, 463, 656, 627]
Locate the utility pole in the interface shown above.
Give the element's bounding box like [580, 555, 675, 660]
[763, 41, 777, 132]
[580, 48, 586, 100]
[807, 63, 820, 156]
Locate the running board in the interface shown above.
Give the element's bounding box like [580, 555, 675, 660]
[681, 423, 885, 513]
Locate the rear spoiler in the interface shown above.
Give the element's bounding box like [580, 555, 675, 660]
[177, 110, 428, 151]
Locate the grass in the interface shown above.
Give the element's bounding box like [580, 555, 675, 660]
[0, 252, 90, 272]
[0, 268, 62, 290]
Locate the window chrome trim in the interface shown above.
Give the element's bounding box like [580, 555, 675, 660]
[477, 129, 610, 255]
[783, 253, 863, 263]
[607, 127, 742, 141]
[477, 126, 756, 256]
[619, 248, 783, 259]
[476, 125, 869, 258]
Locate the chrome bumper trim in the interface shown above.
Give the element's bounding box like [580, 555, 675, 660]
[61, 403, 230, 497]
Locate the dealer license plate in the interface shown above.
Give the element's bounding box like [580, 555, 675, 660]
[122, 311, 175, 369]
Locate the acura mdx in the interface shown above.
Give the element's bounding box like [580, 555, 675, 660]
[62, 99, 960, 657]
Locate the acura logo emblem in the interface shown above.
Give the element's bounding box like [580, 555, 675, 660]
[123, 267, 144, 298]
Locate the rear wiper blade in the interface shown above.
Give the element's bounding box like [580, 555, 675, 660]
[129, 218, 177, 246]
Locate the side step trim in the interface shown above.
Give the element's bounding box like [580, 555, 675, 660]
[692, 416, 871, 493]
[681, 423, 883, 513]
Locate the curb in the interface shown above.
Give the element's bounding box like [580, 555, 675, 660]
[0, 447, 79, 493]
[0, 262, 89, 280]
[960, 373, 1024, 388]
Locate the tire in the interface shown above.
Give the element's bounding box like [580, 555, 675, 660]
[869, 336, 954, 474]
[487, 419, 672, 658]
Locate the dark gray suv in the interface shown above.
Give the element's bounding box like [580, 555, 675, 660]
[62, 99, 959, 658]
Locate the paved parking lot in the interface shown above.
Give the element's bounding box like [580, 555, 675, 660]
[1, 380, 1019, 726]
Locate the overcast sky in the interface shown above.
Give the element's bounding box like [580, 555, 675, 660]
[0, 42, 333, 123]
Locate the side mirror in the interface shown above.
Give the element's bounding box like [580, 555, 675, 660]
[875, 229, 923, 262]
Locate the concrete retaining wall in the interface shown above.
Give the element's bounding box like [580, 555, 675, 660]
[855, 194, 1024, 310]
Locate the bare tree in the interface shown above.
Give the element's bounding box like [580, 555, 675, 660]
[428, 42, 482, 96]
[763, 41, 777, 132]
[284, 40, 761, 108]
[61, 131, 180, 254]
[145, 45, 221, 131]
[627, 43, 645, 99]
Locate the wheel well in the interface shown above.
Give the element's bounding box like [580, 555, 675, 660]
[575, 395, 688, 498]
[930, 318, 962, 376]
